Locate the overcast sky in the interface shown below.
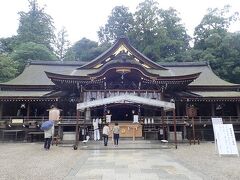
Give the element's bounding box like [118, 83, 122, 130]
[0, 0, 239, 44]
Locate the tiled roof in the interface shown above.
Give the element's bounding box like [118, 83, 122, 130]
[0, 60, 238, 87]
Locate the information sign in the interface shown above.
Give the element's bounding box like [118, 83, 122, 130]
[214, 124, 239, 156]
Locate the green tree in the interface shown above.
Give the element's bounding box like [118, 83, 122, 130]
[17, 0, 55, 49]
[98, 6, 134, 43]
[193, 5, 239, 49]
[131, 0, 190, 62]
[54, 27, 70, 60]
[158, 8, 191, 61]
[11, 42, 57, 71]
[0, 54, 19, 82]
[193, 5, 240, 83]
[0, 37, 18, 53]
[66, 38, 110, 61]
[131, 0, 160, 50]
[97, 0, 191, 62]
[211, 32, 240, 83]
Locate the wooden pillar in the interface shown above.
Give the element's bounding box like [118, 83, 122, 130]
[103, 105, 107, 122]
[27, 103, 30, 119]
[236, 103, 240, 117]
[161, 108, 166, 140]
[185, 102, 188, 116]
[79, 85, 84, 102]
[74, 110, 80, 149]
[183, 124, 187, 140]
[138, 82, 141, 96]
[0, 102, 3, 119]
[211, 102, 215, 116]
[173, 109, 177, 149]
[132, 126, 136, 141]
[191, 117, 196, 144]
[176, 102, 180, 116]
[74, 85, 84, 150]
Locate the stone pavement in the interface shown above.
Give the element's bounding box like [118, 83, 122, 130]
[75, 139, 171, 150]
[61, 140, 203, 180]
[64, 149, 202, 180]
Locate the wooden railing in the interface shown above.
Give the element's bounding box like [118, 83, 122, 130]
[141, 116, 240, 125]
[1, 116, 240, 125]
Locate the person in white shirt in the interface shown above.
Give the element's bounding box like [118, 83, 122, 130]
[102, 123, 110, 146]
[44, 125, 54, 150]
[113, 122, 120, 146]
[93, 118, 100, 141]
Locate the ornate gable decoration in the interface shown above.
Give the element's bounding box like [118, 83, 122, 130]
[79, 37, 167, 70]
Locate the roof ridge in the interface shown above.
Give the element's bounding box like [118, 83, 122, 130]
[160, 61, 208, 67]
[28, 60, 86, 66]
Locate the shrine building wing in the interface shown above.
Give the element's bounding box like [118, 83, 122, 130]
[0, 37, 240, 102]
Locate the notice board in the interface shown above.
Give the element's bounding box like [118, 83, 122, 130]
[214, 124, 239, 156]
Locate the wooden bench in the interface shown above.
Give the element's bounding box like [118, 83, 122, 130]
[1, 130, 24, 141]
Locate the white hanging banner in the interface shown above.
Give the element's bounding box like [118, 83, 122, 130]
[214, 124, 239, 156]
[106, 115, 112, 123]
[133, 115, 139, 123]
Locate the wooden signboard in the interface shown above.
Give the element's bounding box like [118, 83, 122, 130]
[11, 119, 24, 124]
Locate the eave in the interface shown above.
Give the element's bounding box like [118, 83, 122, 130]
[188, 85, 240, 91]
[0, 84, 54, 91]
[0, 97, 58, 102]
[179, 97, 240, 102]
[143, 72, 201, 85]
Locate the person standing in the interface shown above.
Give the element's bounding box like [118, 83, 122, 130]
[44, 124, 54, 150]
[113, 122, 120, 146]
[93, 118, 100, 141]
[102, 123, 110, 146]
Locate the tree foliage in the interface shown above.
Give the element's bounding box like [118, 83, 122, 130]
[194, 5, 239, 49]
[0, 54, 18, 82]
[193, 5, 240, 83]
[54, 27, 70, 60]
[11, 42, 57, 71]
[17, 0, 55, 49]
[0, 37, 18, 53]
[65, 38, 110, 61]
[98, 6, 134, 43]
[98, 0, 191, 62]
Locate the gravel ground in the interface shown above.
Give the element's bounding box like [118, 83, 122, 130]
[0, 142, 239, 180]
[0, 143, 84, 180]
[167, 142, 240, 180]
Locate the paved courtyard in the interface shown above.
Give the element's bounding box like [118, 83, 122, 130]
[64, 149, 201, 180]
[0, 141, 239, 180]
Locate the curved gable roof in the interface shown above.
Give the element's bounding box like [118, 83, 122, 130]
[79, 37, 167, 70]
